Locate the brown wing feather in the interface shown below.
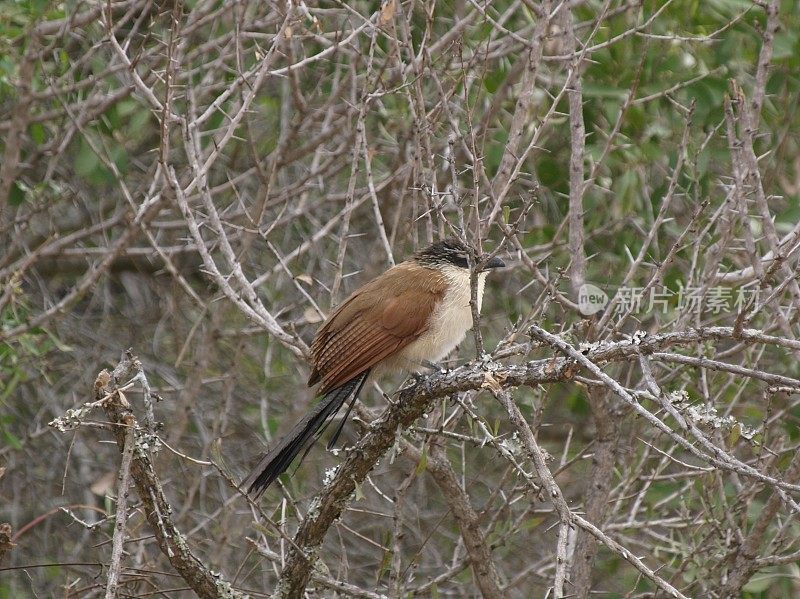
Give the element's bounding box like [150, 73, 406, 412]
[319, 335, 405, 393]
[307, 262, 446, 394]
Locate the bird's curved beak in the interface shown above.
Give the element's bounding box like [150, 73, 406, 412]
[484, 256, 505, 269]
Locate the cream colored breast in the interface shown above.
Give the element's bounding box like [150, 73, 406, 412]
[394, 266, 487, 368]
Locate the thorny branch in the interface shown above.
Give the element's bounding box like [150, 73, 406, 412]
[50, 353, 248, 598]
[5, 1, 800, 597]
[273, 325, 800, 597]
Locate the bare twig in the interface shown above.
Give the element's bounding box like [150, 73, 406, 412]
[104, 413, 135, 599]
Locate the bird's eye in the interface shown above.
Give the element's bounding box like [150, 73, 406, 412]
[450, 251, 469, 268]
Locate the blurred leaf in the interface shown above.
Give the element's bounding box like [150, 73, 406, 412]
[583, 83, 627, 99]
[8, 181, 24, 206]
[742, 572, 775, 594]
[773, 30, 798, 60]
[379, 0, 395, 25]
[90, 472, 115, 496]
[727, 422, 741, 448]
[28, 122, 45, 145]
[415, 447, 428, 475]
[483, 64, 507, 94]
[2, 430, 21, 451]
[74, 138, 99, 177]
[0, 368, 21, 402]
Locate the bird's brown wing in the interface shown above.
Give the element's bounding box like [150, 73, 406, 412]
[308, 263, 445, 394]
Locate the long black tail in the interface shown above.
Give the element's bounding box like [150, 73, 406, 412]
[244, 371, 370, 498]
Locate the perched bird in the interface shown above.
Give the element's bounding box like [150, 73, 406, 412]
[244, 237, 505, 497]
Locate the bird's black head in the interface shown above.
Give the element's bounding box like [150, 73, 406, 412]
[414, 238, 505, 270]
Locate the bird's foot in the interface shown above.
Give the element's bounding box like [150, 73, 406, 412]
[421, 360, 449, 375]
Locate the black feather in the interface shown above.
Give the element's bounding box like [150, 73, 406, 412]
[326, 373, 368, 450]
[244, 370, 370, 498]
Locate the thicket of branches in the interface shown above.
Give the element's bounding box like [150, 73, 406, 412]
[2, 0, 800, 597]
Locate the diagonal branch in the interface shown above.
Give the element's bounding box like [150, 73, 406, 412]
[273, 359, 572, 598]
[271, 323, 800, 597]
[412, 439, 504, 598]
[95, 352, 247, 599]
